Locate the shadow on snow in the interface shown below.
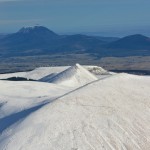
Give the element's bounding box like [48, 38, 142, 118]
[0, 103, 47, 134]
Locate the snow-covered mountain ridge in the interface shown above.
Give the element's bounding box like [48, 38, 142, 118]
[0, 64, 150, 149]
[0, 65, 108, 80]
[41, 64, 98, 87]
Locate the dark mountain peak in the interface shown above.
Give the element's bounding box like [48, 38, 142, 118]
[108, 34, 150, 50]
[122, 34, 149, 41]
[0, 26, 59, 50]
[18, 26, 58, 36]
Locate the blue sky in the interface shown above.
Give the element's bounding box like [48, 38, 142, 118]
[0, 0, 150, 37]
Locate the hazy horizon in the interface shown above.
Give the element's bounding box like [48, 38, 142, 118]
[0, 0, 150, 37]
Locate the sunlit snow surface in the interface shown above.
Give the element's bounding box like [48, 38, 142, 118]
[41, 64, 98, 87]
[0, 65, 108, 80]
[0, 64, 150, 150]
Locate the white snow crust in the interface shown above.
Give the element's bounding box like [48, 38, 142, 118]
[0, 64, 150, 150]
[41, 64, 98, 87]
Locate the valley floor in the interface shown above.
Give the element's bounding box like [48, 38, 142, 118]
[0, 55, 150, 74]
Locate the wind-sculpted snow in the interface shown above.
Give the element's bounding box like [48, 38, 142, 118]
[0, 73, 150, 149]
[44, 64, 98, 87]
[0, 66, 69, 80]
[0, 65, 109, 80]
[0, 80, 70, 119]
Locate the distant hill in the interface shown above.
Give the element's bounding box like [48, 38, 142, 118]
[0, 26, 150, 58]
[108, 34, 150, 50]
[0, 26, 108, 57]
[0, 26, 59, 55]
[103, 34, 150, 57]
[0, 34, 7, 39]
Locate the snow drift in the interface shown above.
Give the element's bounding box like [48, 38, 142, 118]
[0, 64, 150, 150]
[0, 80, 70, 119]
[0, 73, 150, 149]
[41, 63, 98, 87]
[0, 66, 69, 80]
[0, 65, 109, 80]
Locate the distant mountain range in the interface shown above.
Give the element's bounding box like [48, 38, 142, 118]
[0, 26, 150, 58]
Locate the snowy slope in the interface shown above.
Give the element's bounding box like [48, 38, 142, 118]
[0, 66, 69, 80]
[0, 73, 150, 149]
[0, 80, 70, 119]
[0, 65, 109, 80]
[42, 64, 98, 87]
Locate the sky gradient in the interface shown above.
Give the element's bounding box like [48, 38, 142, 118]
[0, 0, 150, 37]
